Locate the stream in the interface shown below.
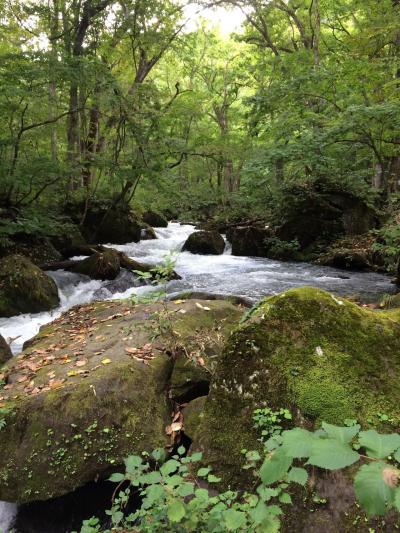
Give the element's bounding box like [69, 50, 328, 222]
[0, 222, 396, 532]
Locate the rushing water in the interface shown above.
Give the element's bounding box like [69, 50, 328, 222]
[0, 222, 396, 532]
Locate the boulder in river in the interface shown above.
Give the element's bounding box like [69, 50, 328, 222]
[196, 287, 400, 489]
[0, 298, 242, 503]
[226, 225, 272, 257]
[142, 211, 168, 228]
[317, 249, 371, 270]
[0, 255, 60, 317]
[69, 249, 121, 280]
[0, 334, 12, 366]
[0, 232, 61, 265]
[182, 231, 225, 255]
[140, 224, 157, 240]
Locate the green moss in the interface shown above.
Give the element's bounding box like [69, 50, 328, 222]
[0, 254, 59, 316]
[198, 287, 400, 489]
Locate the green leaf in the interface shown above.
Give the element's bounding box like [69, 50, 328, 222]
[257, 514, 280, 533]
[281, 428, 315, 457]
[279, 492, 292, 504]
[358, 430, 400, 459]
[140, 471, 162, 484]
[287, 467, 308, 486]
[177, 482, 195, 497]
[160, 459, 180, 476]
[223, 509, 247, 531]
[249, 500, 269, 524]
[322, 422, 360, 443]
[307, 439, 359, 470]
[167, 499, 186, 523]
[197, 467, 211, 477]
[124, 455, 142, 473]
[207, 474, 221, 483]
[354, 462, 396, 516]
[190, 451, 202, 462]
[260, 450, 293, 485]
[108, 472, 125, 483]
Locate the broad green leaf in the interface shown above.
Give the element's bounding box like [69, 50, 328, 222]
[140, 471, 162, 484]
[279, 492, 292, 504]
[190, 452, 202, 462]
[223, 509, 247, 531]
[354, 462, 397, 516]
[281, 428, 315, 457]
[177, 482, 195, 497]
[167, 499, 186, 523]
[307, 439, 359, 469]
[258, 514, 280, 533]
[108, 472, 125, 483]
[358, 430, 400, 459]
[249, 500, 270, 524]
[260, 450, 293, 485]
[287, 467, 308, 486]
[256, 485, 279, 501]
[208, 474, 221, 483]
[160, 459, 180, 476]
[197, 467, 211, 477]
[124, 455, 142, 472]
[322, 422, 360, 443]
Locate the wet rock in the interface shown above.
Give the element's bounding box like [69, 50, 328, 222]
[142, 211, 168, 228]
[0, 255, 60, 317]
[140, 224, 157, 240]
[226, 226, 271, 257]
[0, 334, 12, 365]
[197, 287, 400, 489]
[318, 249, 370, 271]
[182, 231, 225, 255]
[69, 249, 121, 280]
[0, 298, 242, 503]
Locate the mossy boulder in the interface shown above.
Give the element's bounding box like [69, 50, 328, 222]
[0, 298, 242, 503]
[69, 249, 121, 280]
[169, 355, 210, 403]
[197, 287, 400, 488]
[142, 211, 168, 228]
[0, 255, 60, 317]
[0, 334, 12, 365]
[0, 233, 61, 265]
[182, 231, 225, 255]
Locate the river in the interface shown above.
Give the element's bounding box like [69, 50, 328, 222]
[0, 222, 396, 532]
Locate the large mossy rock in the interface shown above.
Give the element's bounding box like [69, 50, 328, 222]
[0, 334, 12, 365]
[142, 211, 168, 228]
[0, 255, 60, 317]
[197, 287, 400, 488]
[0, 298, 242, 503]
[182, 231, 225, 255]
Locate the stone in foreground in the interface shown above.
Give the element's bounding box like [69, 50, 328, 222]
[0, 298, 242, 503]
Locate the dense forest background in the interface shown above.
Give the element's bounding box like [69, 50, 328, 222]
[0, 0, 399, 268]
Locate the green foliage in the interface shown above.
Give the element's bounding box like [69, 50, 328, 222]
[252, 407, 292, 443]
[79, 417, 400, 532]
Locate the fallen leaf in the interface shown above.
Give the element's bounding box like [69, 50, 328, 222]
[101, 358, 112, 365]
[17, 376, 28, 383]
[76, 359, 87, 367]
[67, 370, 78, 377]
[171, 421, 182, 432]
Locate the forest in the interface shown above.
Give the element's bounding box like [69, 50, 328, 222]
[0, 1, 400, 532]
